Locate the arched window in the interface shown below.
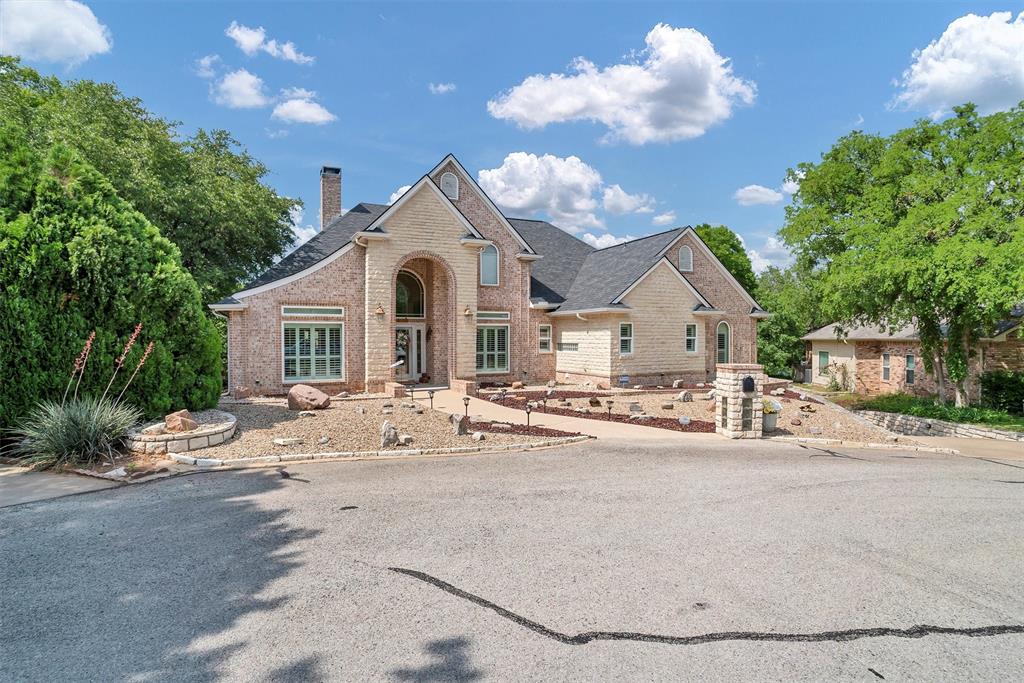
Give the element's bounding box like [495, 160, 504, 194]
[440, 172, 459, 200]
[678, 245, 693, 272]
[480, 244, 499, 286]
[396, 270, 425, 318]
[716, 321, 731, 364]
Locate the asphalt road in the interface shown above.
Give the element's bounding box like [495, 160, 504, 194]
[2, 438, 1023, 681]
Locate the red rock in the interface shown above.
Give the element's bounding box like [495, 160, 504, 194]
[287, 384, 331, 411]
[165, 409, 198, 433]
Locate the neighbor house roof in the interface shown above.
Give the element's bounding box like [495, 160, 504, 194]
[803, 307, 1024, 342]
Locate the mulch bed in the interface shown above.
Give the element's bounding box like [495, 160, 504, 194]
[775, 390, 823, 404]
[482, 390, 612, 401]
[473, 421, 582, 438]
[488, 398, 715, 433]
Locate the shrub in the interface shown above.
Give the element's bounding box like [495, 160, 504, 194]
[854, 393, 1024, 431]
[13, 397, 143, 470]
[980, 371, 1024, 416]
[0, 127, 221, 429]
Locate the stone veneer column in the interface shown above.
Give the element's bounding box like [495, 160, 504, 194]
[714, 363, 765, 439]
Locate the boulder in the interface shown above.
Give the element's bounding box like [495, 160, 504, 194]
[588, 397, 602, 407]
[450, 413, 469, 436]
[705, 390, 716, 400]
[165, 409, 198, 433]
[232, 386, 254, 399]
[472, 432, 486, 441]
[790, 418, 802, 426]
[287, 384, 331, 411]
[380, 421, 399, 448]
[677, 390, 693, 402]
[661, 402, 674, 410]
[672, 379, 685, 389]
[634, 385, 643, 390]
[678, 416, 691, 426]
[398, 434, 414, 446]
[511, 381, 525, 390]
[545, 388, 556, 398]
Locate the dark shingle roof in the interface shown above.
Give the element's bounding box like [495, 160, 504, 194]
[555, 229, 693, 313]
[239, 203, 387, 291]
[508, 218, 594, 303]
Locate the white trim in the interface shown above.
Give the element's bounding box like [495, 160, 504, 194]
[281, 305, 345, 318]
[475, 323, 511, 374]
[476, 310, 511, 320]
[678, 245, 693, 272]
[685, 323, 699, 354]
[516, 253, 543, 262]
[548, 306, 628, 317]
[439, 171, 459, 200]
[281, 320, 346, 384]
[612, 257, 712, 307]
[530, 301, 559, 310]
[538, 324, 553, 354]
[479, 243, 500, 287]
[354, 230, 390, 242]
[209, 302, 247, 312]
[459, 237, 493, 248]
[394, 322, 427, 382]
[716, 321, 732, 364]
[428, 155, 537, 254]
[396, 269, 427, 319]
[618, 321, 634, 356]
[365, 175, 484, 239]
[233, 242, 355, 300]
[656, 228, 762, 311]
[693, 308, 722, 316]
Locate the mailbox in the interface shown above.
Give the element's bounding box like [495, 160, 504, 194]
[742, 375, 755, 393]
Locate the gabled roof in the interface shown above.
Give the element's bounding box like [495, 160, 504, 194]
[363, 174, 483, 238]
[508, 218, 594, 304]
[804, 306, 1024, 343]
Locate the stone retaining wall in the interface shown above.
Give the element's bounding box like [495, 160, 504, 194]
[856, 410, 1024, 442]
[127, 411, 238, 455]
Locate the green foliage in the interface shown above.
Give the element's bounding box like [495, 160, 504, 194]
[754, 265, 825, 378]
[13, 397, 143, 470]
[979, 371, 1024, 416]
[853, 393, 1024, 431]
[0, 57, 298, 303]
[0, 127, 222, 429]
[781, 104, 1024, 404]
[694, 224, 758, 296]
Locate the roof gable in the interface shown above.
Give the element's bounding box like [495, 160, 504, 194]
[614, 257, 711, 308]
[656, 228, 763, 312]
[365, 175, 483, 238]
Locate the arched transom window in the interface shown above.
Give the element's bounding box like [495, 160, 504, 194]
[716, 321, 731, 364]
[440, 172, 459, 200]
[396, 270, 425, 318]
[480, 244, 499, 286]
[678, 245, 693, 272]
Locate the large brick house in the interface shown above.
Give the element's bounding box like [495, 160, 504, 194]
[210, 155, 768, 395]
[803, 313, 1024, 400]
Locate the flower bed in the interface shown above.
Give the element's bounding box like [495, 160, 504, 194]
[472, 421, 582, 438]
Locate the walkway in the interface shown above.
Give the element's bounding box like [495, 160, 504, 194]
[0, 463, 118, 507]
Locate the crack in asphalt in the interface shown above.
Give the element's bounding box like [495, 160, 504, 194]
[390, 567, 1024, 646]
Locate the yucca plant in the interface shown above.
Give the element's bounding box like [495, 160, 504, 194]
[14, 397, 143, 470]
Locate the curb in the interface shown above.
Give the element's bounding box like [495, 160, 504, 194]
[767, 436, 959, 454]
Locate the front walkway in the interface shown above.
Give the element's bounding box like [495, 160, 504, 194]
[420, 390, 708, 441]
[0, 463, 118, 507]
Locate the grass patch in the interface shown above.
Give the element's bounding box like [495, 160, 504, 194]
[852, 393, 1024, 432]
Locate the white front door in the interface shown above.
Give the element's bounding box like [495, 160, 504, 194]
[395, 324, 425, 382]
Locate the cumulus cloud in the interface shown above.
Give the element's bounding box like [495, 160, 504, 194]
[389, 185, 412, 204]
[286, 207, 318, 253]
[652, 211, 677, 227]
[734, 184, 783, 206]
[602, 184, 655, 214]
[272, 96, 336, 124]
[428, 82, 456, 95]
[746, 236, 793, 273]
[195, 54, 221, 79]
[478, 153, 605, 232]
[781, 177, 800, 195]
[580, 232, 637, 249]
[0, 0, 111, 65]
[225, 21, 314, 64]
[891, 11, 1024, 117]
[213, 68, 270, 108]
[487, 23, 756, 144]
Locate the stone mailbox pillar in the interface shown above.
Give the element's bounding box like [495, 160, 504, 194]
[714, 363, 766, 438]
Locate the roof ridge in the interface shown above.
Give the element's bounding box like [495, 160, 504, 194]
[590, 226, 689, 252]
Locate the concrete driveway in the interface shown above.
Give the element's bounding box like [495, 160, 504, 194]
[2, 438, 1022, 681]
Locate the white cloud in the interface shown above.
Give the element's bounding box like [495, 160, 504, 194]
[580, 232, 637, 249]
[195, 54, 221, 79]
[265, 128, 290, 139]
[478, 153, 604, 232]
[213, 68, 270, 108]
[225, 21, 314, 65]
[734, 184, 783, 206]
[891, 11, 1024, 117]
[286, 206, 318, 253]
[780, 179, 799, 195]
[746, 236, 793, 273]
[428, 82, 456, 95]
[487, 23, 756, 145]
[602, 184, 655, 214]
[0, 0, 111, 65]
[389, 185, 412, 204]
[652, 211, 677, 227]
[272, 96, 336, 124]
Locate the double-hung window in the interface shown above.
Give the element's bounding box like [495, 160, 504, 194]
[905, 354, 915, 385]
[476, 325, 509, 373]
[882, 353, 891, 381]
[283, 323, 343, 381]
[538, 325, 552, 353]
[685, 324, 698, 353]
[619, 323, 633, 355]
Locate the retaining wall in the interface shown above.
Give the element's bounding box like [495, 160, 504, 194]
[856, 410, 1024, 442]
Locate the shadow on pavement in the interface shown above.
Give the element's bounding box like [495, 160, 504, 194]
[390, 637, 483, 682]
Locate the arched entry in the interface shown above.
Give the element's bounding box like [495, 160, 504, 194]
[391, 253, 458, 386]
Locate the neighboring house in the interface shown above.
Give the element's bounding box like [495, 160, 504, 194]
[211, 155, 768, 395]
[802, 312, 1024, 399]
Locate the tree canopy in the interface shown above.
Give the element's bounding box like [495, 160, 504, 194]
[0, 126, 221, 429]
[780, 103, 1024, 403]
[0, 57, 298, 303]
[694, 223, 758, 296]
[754, 265, 825, 378]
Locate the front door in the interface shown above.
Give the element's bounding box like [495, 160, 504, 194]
[395, 324, 425, 382]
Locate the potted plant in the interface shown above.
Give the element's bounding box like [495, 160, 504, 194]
[762, 399, 779, 432]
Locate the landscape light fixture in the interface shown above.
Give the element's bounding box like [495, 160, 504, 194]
[525, 404, 532, 428]
[428, 390, 435, 410]
[540, 398, 547, 412]
[606, 399, 614, 417]
[375, 303, 385, 317]
[462, 395, 470, 417]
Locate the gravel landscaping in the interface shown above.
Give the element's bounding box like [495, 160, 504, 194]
[202, 398, 561, 459]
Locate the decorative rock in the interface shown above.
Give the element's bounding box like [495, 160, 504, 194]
[142, 424, 166, 435]
[165, 409, 198, 433]
[705, 390, 715, 400]
[274, 438, 305, 446]
[356, 406, 367, 415]
[380, 421, 400, 448]
[547, 380, 557, 388]
[287, 384, 331, 411]
[697, 383, 706, 388]
[511, 381, 525, 390]
[575, 407, 590, 414]
[545, 388, 556, 398]
[628, 403, 644, 413]
[490, 422, 512, 430]
[450, 413, 469, 436]
[677, 390, 693, 402]
[472, 431, 486, 441]
[400, 402, 417, 409]
[299, 410, 316, 418]
[672, 379, 686, 388]
[232, 386, 254, 399]
[588, 397, 602, 407]
[597, 383, 609, 390]
[630, 414, 652, 420]
[790, 418, 802, 426]
[808, 426, 823, 435]
[706, 402, 716, 412]
[678, 416, 691, 426]
[527, 401, 539, 409]
[106, 467, 127, 478]
[333, 391, 350, 399]
[771, 388, 786, 396]
[318, 436, 331, 445]
[382, 407, 394, 415]
[398, 434, 414, 446]
[661, 402, 675, 410]
[634, 385, 643, 390]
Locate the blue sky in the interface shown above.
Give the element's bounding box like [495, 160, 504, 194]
[3, 1, 1024, 269]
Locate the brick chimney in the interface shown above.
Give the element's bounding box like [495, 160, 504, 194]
[320, 166, 342, 230]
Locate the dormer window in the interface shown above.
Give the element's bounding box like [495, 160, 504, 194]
[440, 171, 459, 200]
[678, 245, 693, 272]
